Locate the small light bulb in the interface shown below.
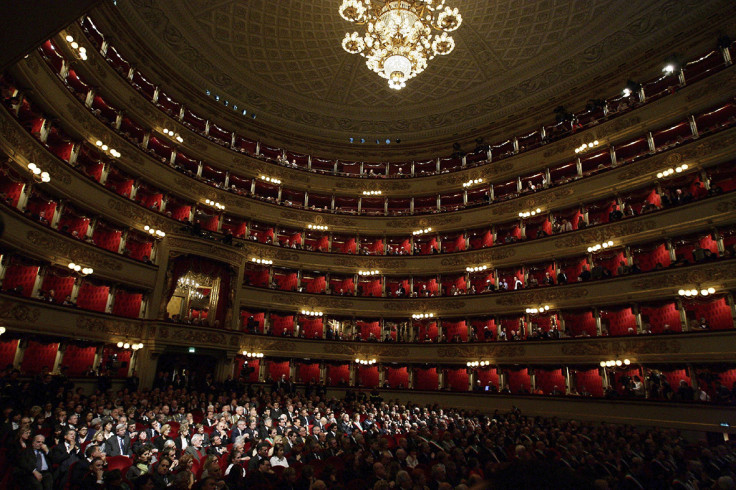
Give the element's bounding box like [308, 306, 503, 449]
[117, 341, 124, 348]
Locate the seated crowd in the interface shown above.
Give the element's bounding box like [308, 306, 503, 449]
[1, 368, 735, 489]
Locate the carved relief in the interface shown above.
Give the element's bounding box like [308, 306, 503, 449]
[380, 299, 466, 311]
[78, 317, 144, 338]
[630, 262, 736, 290]
[0, 300, 40, 323]
[553, 220, 657, 248]
[495, 288, 589, 306]
[269, 294, 355, 309]
[437, 344, 526, 358]
[560, 338, 681, 356]
[26, 231, 123, 272]
[167, 238, 243, 265]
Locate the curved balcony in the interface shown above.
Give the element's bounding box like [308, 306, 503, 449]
[67, 18, 736, 175]
[42, 24, 734, 195]
[1, 293, 733, 365]
[7, 55, 736, 237]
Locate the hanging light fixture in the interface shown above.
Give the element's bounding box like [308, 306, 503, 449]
[339, 0, 462, 90]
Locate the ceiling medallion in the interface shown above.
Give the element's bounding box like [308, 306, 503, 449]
[339, 0, 462, 90]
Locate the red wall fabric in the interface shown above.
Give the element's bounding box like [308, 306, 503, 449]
[683, 297, 733, 330]
[443, 320, 468, 341]
[415, 367, 438, 390]
[267, 361, 290, 382]
[271, 314, 295, 336]
[2, 264, 39, 297]
[641, 303, 682, 333]
[297, 363, 321, 384]
[471, 318, 496, 341]
[100, 348, 132, 377]
[234, 357, 260, 382]
[535, 369, 565, 394]
[112, 291, 142, 318]
[662, 369, 690, 390]
[477, 368, 500, 388]
[574, 369, 604, 397]
[61, 345, 96, 376]
[600, 307, 637, 336]
[446, 368, 469, 391]
[386, 366, 409, 388]
[416, 321, 438, 341]
[77, 282, 110, 312]
[506, 368, 531, 394]
[563, 311, 597, 337]
[300, 317, 323, 339]
[241, 310, 265, 331]
[358, 321, 381, 341]
[327, 364, 350, 386]
[358, 366, 379, 388]
[0, 340, 19, 369]
[21, 341, 58, 374]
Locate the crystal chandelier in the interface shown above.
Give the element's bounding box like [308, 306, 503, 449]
[178, 276, 201, 292]
[339, 0, 462, 90]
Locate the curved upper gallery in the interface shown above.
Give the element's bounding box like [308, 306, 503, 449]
[80, 0, 736, 158]
[7, 45, 736, 241]
[52, 19, 736, 196]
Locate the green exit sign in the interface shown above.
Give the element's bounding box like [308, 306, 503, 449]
[188, 347, 196, 353]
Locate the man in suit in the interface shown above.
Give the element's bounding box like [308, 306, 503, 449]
[71, 444, 105, 484]
[49, 427, 81, 482]
[231, 418, 248, 441]
[105, 423, 132, 457]
[15, 434, 53, 490]
[185, 434, 206, 462]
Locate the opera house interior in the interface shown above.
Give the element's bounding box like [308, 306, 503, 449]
[1, 0, 736, 488]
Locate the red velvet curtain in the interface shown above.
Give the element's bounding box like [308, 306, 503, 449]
[21, 341, 58, 374]
[61, 345, 97, 376]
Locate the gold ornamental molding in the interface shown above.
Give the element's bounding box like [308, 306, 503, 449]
[327, 343, 411, 358]
[560, 338, 681, 357]
[77, 316, 146, 339]
[0, 300, 41, 324]
[630, 261, 736, 290]
[437, 344, 526, 359]
[540, 115, 643, 159]
[553, 220, 658, 249]
[26, 230, 123, 272]
[166, 237, 243, 267]
[269, 293, 355, 309]
[495, 288, 589, 307]
[380, 299, 466, 312]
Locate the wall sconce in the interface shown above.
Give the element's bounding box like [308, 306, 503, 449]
[307, 224, 328, 230]
[412, 227, 433, 236]
[162, 128, 184, 143]
[679, 287, 716, 297]
[412, 313, 434, 320]
[68, 262, 93, 276]
[259, 175, 281, 185]
[462, 178, 484, 188]
[242, 350, 264, 358]
[355, 358, 377, 365]
[64, 35, 87, 60]
[575, 140, 599, 154]
[95, 140, 120, 158]
[587, 240, 614, 253]
[116, 341, 143, 350]
[465, 265, 488, 273]
[362, 190, 382, 195]
[519, 208, 542, 218]
[656, 164, 688, 179]
[27, 163, 51, 183]
[251, 258, 273, 265]
[466, 361, 490, 367]
[143, 225, 165, 238]
[204, 199, 225, 210]
[300, 309, 323, 317]
[525, 305, 550, 314]
[600, 358, 630, 368]
[358, 270, 380, 276]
